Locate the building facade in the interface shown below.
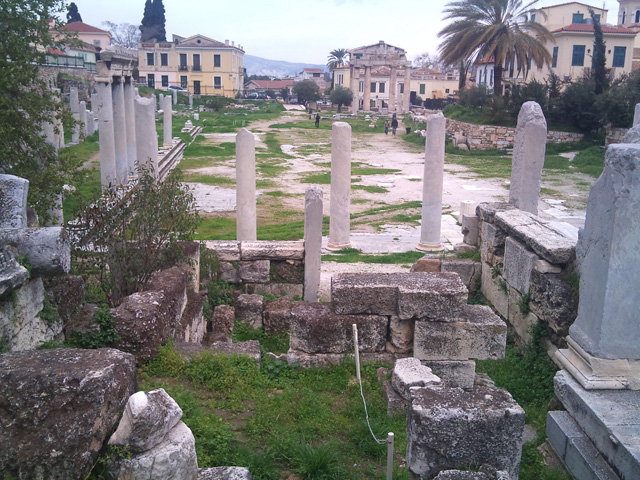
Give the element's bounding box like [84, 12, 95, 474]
[138, 34, 245, 97]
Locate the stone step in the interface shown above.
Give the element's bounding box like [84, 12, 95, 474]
[175, 340, 261, 367]
[547, 411, 621, 480]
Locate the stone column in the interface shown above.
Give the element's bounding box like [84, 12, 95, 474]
[389, 66, 397, 112]
[42, 120, 56, 153]
[124, 77, 137, 174]
[53, 88, 64, 151]
[158, 94, 163, 111]
[235, 128, 257, 241]
[112, 77, 129, 183]
[70, 86, 80, 143]
[91, 93, 100, 117]
[509, 101, 547, 215]
[172, 89, 177, 105]
[134, 96, 159, 176]
[163, 95, 172, 146]
[363, 66, 371, 112]
[303, 186, 323, 302]
[327, 122, 352, 250]
[86, 111, 95, 136]
[555, 143, 640, 390]
[634, 103, 640, 126]
[350, 66, 359, 115]
[96, 81, 117, 189]
[78, 101, 87, 137]
[402, 67, 411, 113]
[189, 94, 193, 108]
[417, 112, 446, 251]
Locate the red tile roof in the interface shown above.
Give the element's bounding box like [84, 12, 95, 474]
[552, 23, 637, 34]
[303, 68, 323, 72]
[61, 21, 109, 34]
[248, 80, 295, 88]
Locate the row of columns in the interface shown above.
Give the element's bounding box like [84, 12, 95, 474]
[350, 65, 411, 114]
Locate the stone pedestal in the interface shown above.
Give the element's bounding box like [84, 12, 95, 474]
[235, 128, 257, 241]
[112, 78, 129, 183]
[134, 96, 159, 176]
[327, 122, 352, 250]
[509, 101, 547, 215]
[303, 186, 323, 301]
[97, 81, 117, 189]
[163, 95, 172, 146]
[123, 78, 137, 174]
[417, 112, 446, 251]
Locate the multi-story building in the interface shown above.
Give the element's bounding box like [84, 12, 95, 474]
[615, 0, 640, 69]
[138, 34, 245, 97]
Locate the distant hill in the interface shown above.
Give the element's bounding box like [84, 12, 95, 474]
[244, 54, 327, 78]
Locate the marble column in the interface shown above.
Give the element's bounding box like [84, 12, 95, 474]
[402, 67, 411, 113]
[70, 87, 80, 143]
[78, 101, 87, 137]
[91, 93, 100, 117]
[417, 112, 446, 251]
[389, 66, 397, 112]
[124, 77, 137, 173]
[189, 94, 193, 108]
[112, 77, 129, 183]
[86, 111, 96, 136]
[163, 95, 172, 146]
[363, 66, 371, 112]
[172, 89, 177, 105]
[52, 88, 64, 151]
[236, 128, 257, 241]
[350, 66, 359, 115]
[303, 186, 323, 302]
[634, 103, 640, 126]
[158, 94, 163, 111]
[509, 101, 547, 215]
[97, 81, 116, 189]
[327, 122, 352, 250]
[134, 96, 158, 177]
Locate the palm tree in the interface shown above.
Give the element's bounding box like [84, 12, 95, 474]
[438, 0, 554, 97]
[327, 48, 350, 71]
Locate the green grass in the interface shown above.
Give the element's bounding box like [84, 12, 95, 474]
[195, 217, 237, 240]
[351, 201, 422, 220]
[352, 166, 400, 176]
[183, 174, 235, 185]
[183, 138, 236, 158]
[572, 146, 605, 178]
[322, 248, 425, 264]
[353, 185, 388, 193]
[59, 133, 101, 222]
[300, 172, 331, 184]
[270, 117, 382, 134]
[196, 216, 329, 241]
[543, 155, 570, 170]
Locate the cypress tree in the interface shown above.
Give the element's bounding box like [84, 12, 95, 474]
[152, 0, 167, 42]
[139, 0, 154, 42]
[66, 2, 82, 23]
[590, 8, 608, 95]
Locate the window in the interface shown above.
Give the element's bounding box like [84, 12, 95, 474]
[93, 40, 101, 47]
[179, 54, 187, 70]
[193, 54, 201, 71]
[194, 81, 201, 95]
[621, 9, 626, 24]
[419, 84, 425, 95]
[552, 47, 558, 68]
[613, 46, 627, 67]
[214, 76, 222, 89]
[147, 73, 155, 88]
[161, 75, 168, 87]
[593, 14, 601, 23]
[313, 72, 320, 77]
[370, 82, 376, 93]
[530, 13, 536, 22]
[214, 54, 221, 67]
[359, 81, 364, 93]
[400, 83, 404, 94]
[445, 88, 450, 93]
[146, 53, 154, 66]
[636, 10, 640, 23]
[572, 13, 584, 23]
[161, 53, 168, 66]
[572, 45, 585, 66]
[180, 76, 188, 88]
[378, 82, 385, 93]
[337, 74, 343, 85]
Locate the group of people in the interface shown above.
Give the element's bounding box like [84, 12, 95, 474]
[384, 114, 399, 135]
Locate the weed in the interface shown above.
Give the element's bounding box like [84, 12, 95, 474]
[16, 254, 32, 276]
[322, 249, 424, 265]
[207, 279, 234, 308]
[67, 304, 121, 349]
[289, 442, 346, 479]
[37, 295, 59, 326]
[353, 185, 388, 193]
[498, 278, 508, 294]
[573, 146, 605, 178]
[0, 338, 9, 353]
[456, 249, 481, 262]
[519, 292, 531, 315]
[491, 264, 501, 279]
[183, 173, 234, 185]
[562, 272, 580, 295]
[232, 320, 290, 355]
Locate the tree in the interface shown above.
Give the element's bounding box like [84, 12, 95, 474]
[458, 59, 472, 90]
[590, 8, 608, 95]
[280, 88, 289, 101]
[293, 80, 320, 105]
[103, 21, 141, 48]
[66, 2, 82, 23]
[140, 0, 166, 42]
[152, 0, 166, 42]
[327, 48, 349, 70]
[329, 86, 353, 112]
[438, 0, 553, 97]
[0, 0, 81, 222]
[413, 51, 438, 69]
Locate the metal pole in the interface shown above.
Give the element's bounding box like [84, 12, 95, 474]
[352, 324, 361, 383]
[386, 432, 394, 480]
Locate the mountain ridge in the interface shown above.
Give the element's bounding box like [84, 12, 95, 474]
[243, 54, 327, 78]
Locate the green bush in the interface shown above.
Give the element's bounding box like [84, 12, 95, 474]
[66, 304, 121, 349]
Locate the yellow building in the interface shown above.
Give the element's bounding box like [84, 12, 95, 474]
[411, 68, 459, 100]
[138, 34, 245, 97]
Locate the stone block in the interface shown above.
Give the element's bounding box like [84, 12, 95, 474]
[263, 297, 291, 335]
[178, 291, 205, 344]
[289, 302, 387, 354]
[0, 348, 137, 479]
[198, 467, 253, 479]
[211, 340, 261, 367]
[503, 236, 538, 294]
[270, 260, 303, 283]
[494, 210, 576, 265]
[476, 202, 517, 223]
[422, 360, 476, 389]
[0, 227, 70, 276]
[383, 380, 407, 416]
[43, 275, 83, 323]
[508, 286, 539, 346]
[238, 260, 270, 283]
[529, 270, 577, 345]
[397, 273, 468, 321]
[411, 258, 442, 273]
[414, 305, 506, 361]
[209, 305, 235, 343]
[534, 259, 562, 274]
[0, 174, 28, 228]
[0, 247, 29, 297]
[331, 272, 399, 316]
[480, 222, 506, 263]
[287, 349, 394, 368]
[245, 282, 303, 300]
[407, 385, 525, 480]
[441, 259, 480, 293]
[220, 262, 240, 284]
[453, 243, 477, 255]
[388, 315, 414, 354]
[240, 240, 304, 260]
[461, 215, 479, 246]
[392, 357, 441, 400]
[202, 241, 240, 261]
[481, 262, 509, 319]
[235, 294, 263, 329]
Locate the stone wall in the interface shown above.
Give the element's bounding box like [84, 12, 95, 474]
[38, 66, 95, 102]
[474, 203, 579, 349]
[605, 126, 629, 146]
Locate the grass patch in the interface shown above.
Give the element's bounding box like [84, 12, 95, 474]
[257, 161, 289, 178]
[446, 152, 512, 179]
[573, 146, 605, 178]
[184, 138, 236, 158]
[195, 217, 237, 240]
[183, 174, 234, 185]
[353, 185, 388, 193]
[322, 248, 424, 264]
[543, 155, 570, 170]
[300, 172, 331, 184]
[351, 201, 422, 220]
[351, 166, 401, 176]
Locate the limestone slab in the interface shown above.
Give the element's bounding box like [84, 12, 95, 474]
[240, 241, 304, 260]
[413, 305, 506, 361]
[507, 286, 540, 346]
[421, 360, 476, 389]
[441, 259, 480, 292]
[198, 467, 252, 479]
[263, 297, 291, 335]
[0, 227, 70, 276]
[238, 260, 270, 283]
[235, 294, 263, 329]
[303, 186, 323, 301]
[504, 236, 538, 294]
[383, 380, 407, 416]
[388, 315, 414, 354]
[0, 248, 29, 297]
[480, 261, 509, 319]
[202, 241, 241, 261]
[331, 272, 399, 315]
[391, 357, 441, 400]
[397, 273, 467, 321]
[0, 174, 29, 228]
[476, 202, 517, 223]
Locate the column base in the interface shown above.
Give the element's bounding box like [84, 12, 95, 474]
[416, 241, 444, 252]
[555, 336, 640, 390]
[325, 241, 352, 252]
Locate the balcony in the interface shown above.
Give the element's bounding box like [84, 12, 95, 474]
[179, 65, 188, 71]
[192, 65, 202, 72]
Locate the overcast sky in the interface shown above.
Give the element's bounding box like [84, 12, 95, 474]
[70, 0, 621, 65]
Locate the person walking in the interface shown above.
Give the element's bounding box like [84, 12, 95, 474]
[315, 112, 321, 128]
[391, 116, 398, 135]
[309, 107, 313, 120]
[384, 119, 390, 135]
